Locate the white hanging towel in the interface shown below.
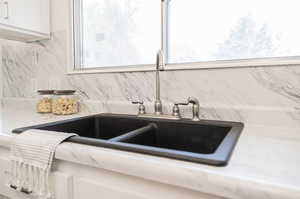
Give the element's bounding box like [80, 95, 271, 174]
[8, 129, 77, 199]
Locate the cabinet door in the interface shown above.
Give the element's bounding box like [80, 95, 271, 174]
[73, 177, 151, 199]
[0, 157, 10, 196]
[52, 172, 74, 199]
[0, 0, 9, 24]
[2, 0, 49, 34]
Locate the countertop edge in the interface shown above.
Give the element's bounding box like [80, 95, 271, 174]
[0, 134, 299, 199]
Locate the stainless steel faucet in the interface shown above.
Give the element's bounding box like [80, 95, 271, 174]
[131, 51, 201, 121]
[173, 97, 200, 121]
[154, 50, 164, 115]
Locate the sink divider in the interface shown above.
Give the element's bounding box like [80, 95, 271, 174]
[109, 123, 157, 142]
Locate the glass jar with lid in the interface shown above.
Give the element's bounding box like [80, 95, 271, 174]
[52, 90, 79, 115]
[37, 90, 54, 113]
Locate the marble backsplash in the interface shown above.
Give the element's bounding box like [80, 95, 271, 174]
[0, 194, 10, 199]
[0, 31, 300, 127]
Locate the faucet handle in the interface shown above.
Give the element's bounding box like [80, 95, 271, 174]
[132, 100, 146, 115]
[172, 101, 189, 118]
[174, 102, 189, 106]
[173, 97, 200, 121]
[172, 104, 181, 118]
[132, 100, 144, 105]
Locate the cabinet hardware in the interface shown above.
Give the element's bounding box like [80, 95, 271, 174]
[10, 184, 32, 194]
[3, 1, 8, 19]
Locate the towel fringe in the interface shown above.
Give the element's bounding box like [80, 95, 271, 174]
[9, 158, 51, 198]
[8, 130, 76, 199]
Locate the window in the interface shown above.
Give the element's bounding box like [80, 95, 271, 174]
[73, 0, 161, 69]
[167, 0, 300, 64]
[73, 0, 300, 72]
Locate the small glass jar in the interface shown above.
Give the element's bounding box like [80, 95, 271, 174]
[52, 90, 79, 115]
[37, 90, 54, 113]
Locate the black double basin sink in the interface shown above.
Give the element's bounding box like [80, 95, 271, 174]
[13, 114, 243, 166]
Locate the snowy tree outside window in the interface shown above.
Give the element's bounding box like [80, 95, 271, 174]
[168, 0, 300, 63]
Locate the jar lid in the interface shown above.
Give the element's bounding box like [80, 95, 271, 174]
[37, 90, 54, 95]
[54, 90, 76, 95]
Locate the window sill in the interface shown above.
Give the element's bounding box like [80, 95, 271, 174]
[67, 64, 156, 75]
[165, 56, 300, 71]
[67, 56, 300, 75]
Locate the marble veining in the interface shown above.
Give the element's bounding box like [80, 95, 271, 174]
[0, 195, 10, 199]
[1, 34, 300, 127]
[251, 66, 300, 104]
[1, 30, 300, 127]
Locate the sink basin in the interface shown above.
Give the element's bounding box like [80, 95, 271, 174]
[119, 122, 230, 154]
[13, 113, 243, 166]
[14, 115, 149, 140]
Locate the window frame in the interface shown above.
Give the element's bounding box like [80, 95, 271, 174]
[69, 0, 163, 74]
[68, 0, 300, 75]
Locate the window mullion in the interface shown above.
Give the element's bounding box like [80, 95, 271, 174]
[161, 0, 169, 66]
[73, 0, 83, 69]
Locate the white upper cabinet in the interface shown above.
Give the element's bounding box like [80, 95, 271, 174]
[0, 0, 50, 42]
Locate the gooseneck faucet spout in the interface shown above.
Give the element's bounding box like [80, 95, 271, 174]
[133, 49, 193, 120]
[155, 50, 164, 115]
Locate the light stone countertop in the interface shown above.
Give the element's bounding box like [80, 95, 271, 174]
[0, 99, 299, 199]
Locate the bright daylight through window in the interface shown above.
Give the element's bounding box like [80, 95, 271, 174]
[74, 0, 300, 70]
[168, 0, 300, 63]
[74, 0, 161, 69]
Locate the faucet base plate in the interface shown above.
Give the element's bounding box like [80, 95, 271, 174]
[138, 113, 180, 120]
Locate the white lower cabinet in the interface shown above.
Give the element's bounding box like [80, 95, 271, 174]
[73, 178, 150, 199]
[70, 171, 223, 199]
[0, 164, 224, 199]
[0, 148, 223, 199]
[52, 172, 74, 199]
[0, 157, 11, 197]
